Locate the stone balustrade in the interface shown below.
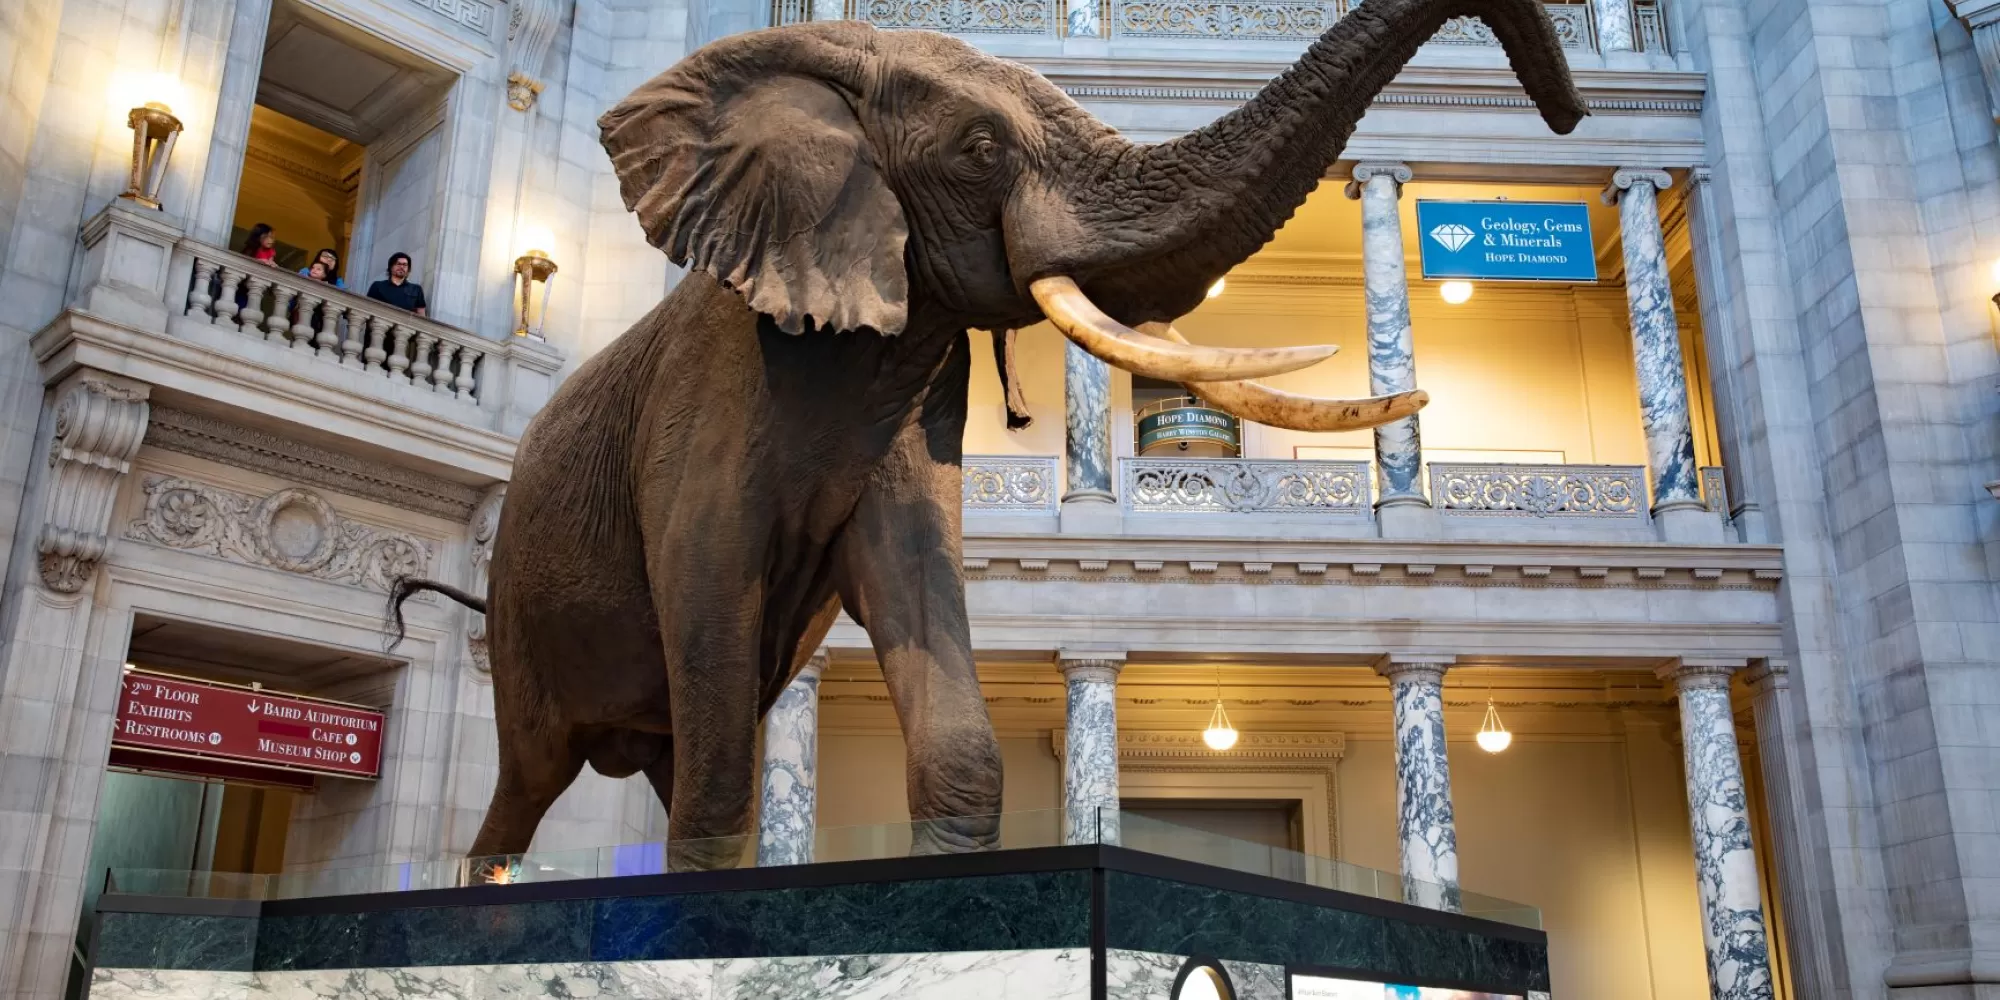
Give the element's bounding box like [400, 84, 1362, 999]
[1427, 463, 1648, 519]
[963, 455, 1061, 513]
[776, 0, 1607, 50]
[178, 244, 492, 407]
[1121, 457, 1372, 515]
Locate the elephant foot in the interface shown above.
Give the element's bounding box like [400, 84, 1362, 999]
[909, 814, 1001, 856]
[667, 834, 750, 872]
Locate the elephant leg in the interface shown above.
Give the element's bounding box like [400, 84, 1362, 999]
[834, 420, 1003, 855]
[468, 722, 586, 866]
[651, 543, 762, 872]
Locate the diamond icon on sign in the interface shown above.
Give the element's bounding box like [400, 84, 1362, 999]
[1429, 223, 1475, 253]
[349, 751, 362, 764]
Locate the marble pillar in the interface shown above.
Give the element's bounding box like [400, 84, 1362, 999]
[1061, 342, 1117, 531]
[1376, 655, 1461, 911]
[1659, 659, 1776, 1000]
[757, 649, 828, 866]
[1059, 653, 1123, 845]
[1344, 163, 1426, 508]
[1594, 0, 1635, 51]
[1604, 170, 1702, 522]
[1067, 0, 1101, 36]
[811, 0, 845, 20]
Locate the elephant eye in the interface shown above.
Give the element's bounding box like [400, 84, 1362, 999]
[960, 131, 1001, 170]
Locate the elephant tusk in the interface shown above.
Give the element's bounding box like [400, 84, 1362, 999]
[1030, 276, 1336, 383]
[1135, 322, 1429, 433]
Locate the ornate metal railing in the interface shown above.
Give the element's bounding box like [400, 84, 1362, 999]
[1432, 2, 1594, 49]
[1428, 463, 1647, 519]
[1699, 465, 1727, 515]
[1122, 457, 1371, 514]
[178, 244, 490, 406]
[1634, 1, 1669, 52]
[798, 0, 1601, 48]
[962, 455, 1061, 512]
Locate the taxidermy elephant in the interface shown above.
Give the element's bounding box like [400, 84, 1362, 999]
[388, 0, 1585, 870]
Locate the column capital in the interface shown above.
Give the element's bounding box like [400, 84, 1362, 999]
[1602, 168, 1674, 205]
[1744, 657, 1790, 695]
[37, 370, 152, 594]
[1688, 165, 1714, 188]
[1657, 657, 1748, 690]
[1345, 161, 1413, 199]
[1057, 650, 1125, 683]
[796, 647, 831, 684]
[1374, 653, 1455, 683]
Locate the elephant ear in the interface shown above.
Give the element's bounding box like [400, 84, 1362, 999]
[599, 28, 909, 336]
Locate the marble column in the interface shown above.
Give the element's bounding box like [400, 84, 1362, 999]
[1059, 652, 1123, 845]
[1343, 163, 1426, 509]
[1061, 342, 1117, 530]
[1376, 654, 1461, 911]
[1593, 0, 1635, 51]
[811, 0, 845, 20]
[1066, 0, 1101, 36]
[1658, 658, 1776, 1000]
[1604, 170, 1703, 525]
[757, 649, 828, 866]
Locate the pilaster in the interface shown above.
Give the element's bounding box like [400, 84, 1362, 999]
[0, 369, 150, 1000]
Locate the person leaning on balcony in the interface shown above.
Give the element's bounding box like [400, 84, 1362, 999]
[300, 247, 345, 289]
[242, 223, 277, 264]
[366, 251, 427, 317]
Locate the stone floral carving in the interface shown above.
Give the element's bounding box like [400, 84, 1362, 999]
[1429, 463, 1645, 518]
[39, 375, 151, 593]
[126, 476, 435, 592]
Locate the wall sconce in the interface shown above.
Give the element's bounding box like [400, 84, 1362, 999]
[1475, 697, 1512, 753]
[513, 241, 558, 339]
[120, 102, 183, 210]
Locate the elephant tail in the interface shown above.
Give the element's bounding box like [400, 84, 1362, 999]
[383, 576, 488, 652]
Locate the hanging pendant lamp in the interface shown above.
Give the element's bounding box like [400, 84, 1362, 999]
[1202, 667, 1239, 751]
[1476, 697, 1513, 753]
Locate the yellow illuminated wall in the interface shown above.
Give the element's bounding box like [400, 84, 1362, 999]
[966, 283, 1720, 478]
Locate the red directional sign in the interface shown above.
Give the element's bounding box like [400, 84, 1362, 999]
[112, 670, 383, 779]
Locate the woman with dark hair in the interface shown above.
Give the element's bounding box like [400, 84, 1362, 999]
[241, 223, 277, 264]
[299, 247, 345, 289]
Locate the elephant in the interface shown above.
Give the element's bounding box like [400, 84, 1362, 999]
[387, 0, 1586, 871]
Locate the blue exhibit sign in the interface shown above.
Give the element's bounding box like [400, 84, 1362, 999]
[1415, 200, 1597, 282]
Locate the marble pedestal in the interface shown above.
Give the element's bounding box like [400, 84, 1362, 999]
[88, 845, 1550, 1000]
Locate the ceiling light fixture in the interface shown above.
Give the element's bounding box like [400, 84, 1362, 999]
[1202, 666, 1239, 751]
[1476, 697, 1513, 754]
[1440, 280, 1473, 305]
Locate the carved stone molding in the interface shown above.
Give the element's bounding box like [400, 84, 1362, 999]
[466, 485, 505, 675]
[144, 407, 482, 521]
[1052, 728, 1346, 857]
[39, 374, 152, 593]
[505, 0, 568, 110]
[125, 475, 436, 593]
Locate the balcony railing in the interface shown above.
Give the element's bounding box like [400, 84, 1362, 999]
[1122, 457, 1371, 514]
[179, 245, 493, 407]
[1634, 0, 1668, 52]
[1428, 463, 1646, 519]
[962, 455, 1060, 512]
[779, 0, 1598, 48]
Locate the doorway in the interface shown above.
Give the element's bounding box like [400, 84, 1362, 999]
[234, 0, 457, 296]
[1122, 797, 1305, 852]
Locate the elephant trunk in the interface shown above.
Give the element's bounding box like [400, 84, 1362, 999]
[1072, 0, 1586, 319]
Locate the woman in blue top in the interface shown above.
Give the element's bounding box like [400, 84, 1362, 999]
[299, 248, 346, 289]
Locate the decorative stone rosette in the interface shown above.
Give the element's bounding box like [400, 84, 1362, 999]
[126, 476, 434, 592]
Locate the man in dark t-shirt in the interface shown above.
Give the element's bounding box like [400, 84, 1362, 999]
[366, 252, 428, 316]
